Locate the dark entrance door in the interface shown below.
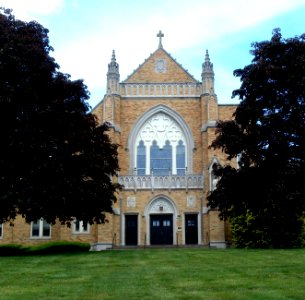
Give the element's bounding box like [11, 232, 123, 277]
[185, 214, 198, 244]
[125, 215, 138, 245]
[150, 214, 173, 245]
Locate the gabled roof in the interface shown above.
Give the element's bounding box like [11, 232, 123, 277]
[123, 47, 199, 84]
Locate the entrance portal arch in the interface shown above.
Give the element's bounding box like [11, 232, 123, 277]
[144, 195, 178, 245]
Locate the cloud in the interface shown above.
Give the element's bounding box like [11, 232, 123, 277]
[2, 0, 305, 107]
[1, 0, 63, 20]
[139, 0, 305, 50]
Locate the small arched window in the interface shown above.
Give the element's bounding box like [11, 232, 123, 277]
[208, 157, 221, 191]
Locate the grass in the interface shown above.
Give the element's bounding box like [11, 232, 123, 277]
[0, 248, 305, 299]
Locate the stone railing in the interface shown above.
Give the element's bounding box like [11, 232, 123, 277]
[121, 83, 202, 98]
[118, 174, 204, 191]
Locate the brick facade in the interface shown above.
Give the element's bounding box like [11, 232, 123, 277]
[0, 36, 237, 249]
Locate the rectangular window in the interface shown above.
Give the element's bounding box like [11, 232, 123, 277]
[153, 220, 160, 227]
[163, 220, 171, 227]
[73, 219, 90, 234]
[0, 223, 2, 238]
[31, 219, 51, 238]
[187, 220, 196, 227]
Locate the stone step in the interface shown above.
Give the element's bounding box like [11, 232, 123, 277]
[111, 244, 209, 250]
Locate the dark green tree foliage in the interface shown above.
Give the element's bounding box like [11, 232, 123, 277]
[0, 8, 120, 224]
[208, 29, 305, 248]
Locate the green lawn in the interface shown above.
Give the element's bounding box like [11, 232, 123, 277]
[0, 248, 305, 299]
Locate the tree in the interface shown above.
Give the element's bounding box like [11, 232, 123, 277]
[0, 8, 120, 225]
[208, 29, 305, 248]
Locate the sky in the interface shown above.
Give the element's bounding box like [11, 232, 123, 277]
[1, 0, 305, 109]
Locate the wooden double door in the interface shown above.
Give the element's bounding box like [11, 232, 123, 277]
[150, 214, 173, 245]
[125, 214, 174, 246]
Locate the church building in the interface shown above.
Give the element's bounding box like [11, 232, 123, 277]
[0, 32, 236, 249]
[91, 31, 236, 249]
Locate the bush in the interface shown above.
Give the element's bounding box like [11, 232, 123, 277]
[230, 210, 305, 248]
[0, 241, 90, 256]
[27, 241, 91, 255]
[0, 244, 27, 256]
[229, 211, 271, 248]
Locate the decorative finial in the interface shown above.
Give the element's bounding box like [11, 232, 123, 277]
[111, 50, 116, 62]
[205, 49, 210, 62]
[107, 49, 120, 95]
[202, 49, 215, 94]
[203, 49, 213, 71]
[157, 30, 164, 48]
[107, 49, 119, 75]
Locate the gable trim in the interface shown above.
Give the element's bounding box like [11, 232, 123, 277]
[123, 48, 199, 83]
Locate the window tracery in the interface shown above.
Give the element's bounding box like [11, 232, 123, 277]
[135, 113, 187, 175]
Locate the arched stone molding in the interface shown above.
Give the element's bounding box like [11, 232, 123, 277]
[144, 194, 178, 245]
[144, 194, 178, 217]
[208, 156, 221, 191]
[127, 104, 195, 174]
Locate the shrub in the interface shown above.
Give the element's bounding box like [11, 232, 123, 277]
[27, 241, 91, 255]
[0, 244, 27, 256]
[230, 210, 305, 248]
[0, 241, 90, 256]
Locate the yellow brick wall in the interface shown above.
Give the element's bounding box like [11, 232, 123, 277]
[219, 105, 236, 120]
[0, 46, 239, 247]
[118, 189, 203, 245]
[117, 98, 203, 174]
[208, 210, 226, 245]
[208, 95, 218, 121]
[91, 91, 238, 247]
[0, 98, 237, 246]
[0, 216, 108, 246]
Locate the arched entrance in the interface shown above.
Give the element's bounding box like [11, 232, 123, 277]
[144, 195, 177, 245]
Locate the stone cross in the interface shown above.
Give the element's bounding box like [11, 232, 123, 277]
[157, 30, 164, 48]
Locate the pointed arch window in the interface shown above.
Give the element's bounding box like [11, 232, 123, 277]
[134, 112, 189, 176]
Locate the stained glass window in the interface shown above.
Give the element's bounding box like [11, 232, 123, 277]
[134, 112, 189, 175]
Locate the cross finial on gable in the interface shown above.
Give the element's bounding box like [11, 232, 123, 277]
[157, 30, 164, 48]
